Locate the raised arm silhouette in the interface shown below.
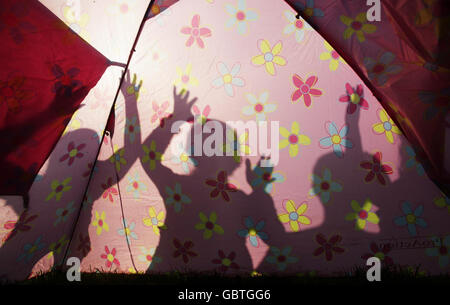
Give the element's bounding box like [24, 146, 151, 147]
[140, 87, 269, 274]
[255, 96, 396, 274]
[0, 70, 142, 281]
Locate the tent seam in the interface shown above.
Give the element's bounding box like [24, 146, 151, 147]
[61, 0, 156, 270]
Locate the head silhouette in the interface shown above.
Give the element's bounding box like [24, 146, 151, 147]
[181, 119, 242, 177]
[1, 127, 98, 215]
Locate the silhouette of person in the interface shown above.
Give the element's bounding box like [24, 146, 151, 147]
[254, 92, 397, 274]
[137, 84, 399, 275]
[0, 71, 141, 281]
[253, 87, 446, 275]
[134, 87, 274, 274]
[0, 86, 90, 209]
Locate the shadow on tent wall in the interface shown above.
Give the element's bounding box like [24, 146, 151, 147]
[0, 81, 139, 281]
[0, 70, 442, 281]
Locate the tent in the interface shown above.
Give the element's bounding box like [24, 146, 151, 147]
[0, 0, 449, 281]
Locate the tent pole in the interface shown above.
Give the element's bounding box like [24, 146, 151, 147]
[61, 0, 156, 272]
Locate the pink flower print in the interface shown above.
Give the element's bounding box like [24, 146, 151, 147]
[59, 141, 85, 166]
[102, 177, 118, 203]
[360, 152, 393, 186]
[361, 242, 394, 266]
[101, 246, 120, 268]
[151, 101, 172, 128]
[77, 233, 91, 257]
[180, 15, 212, 48]
[188, 105, 211, 134]
[339, 83, 369, 114]
[205, 171, 238, 202]
[291, 74, 323, 107]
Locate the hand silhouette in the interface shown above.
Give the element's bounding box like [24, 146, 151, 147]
[120, 70, 131, 96]
[120, 70, 142, 99]
[245, 158, 254, 187]
[172, 86, 197, 121]
[246, 156, 275, 191]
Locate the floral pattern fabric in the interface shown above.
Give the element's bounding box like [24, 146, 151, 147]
[0, 0, 448, 281]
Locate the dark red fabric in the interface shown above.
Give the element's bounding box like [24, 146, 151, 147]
[0, 0, 108, 197]
[285, 0, 450, 186]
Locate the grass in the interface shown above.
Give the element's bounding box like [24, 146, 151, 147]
[7, 265, 450, 286]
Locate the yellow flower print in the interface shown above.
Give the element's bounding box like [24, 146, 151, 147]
[46, 177, 72, 202]
[195, 211, 224, 239]
[251, 270, 262, 277]
[372, 109, 402, 144]
[128, 267, 142, 274]
[279, 122, 311, 157]
[278, 200, 311, 232]
[340, 12, 377, 42]
[174, 64, 199, 91]
[92, 211, 109, 235]
[47, 235, 69, 259]
[143, 206, 165, 236]
[345, 199, 379, 231]
[223, 129, 251, 163]
[434, 193, 450, 214]
[251, 39, 287, 76]
[109, 144, 127, 171]
[386, 101, 413, 130]
[62, 115, 82, 136]
[415, 0, 445, 37]
[320, 41, 346, 71]
[142, 140, 164, 170]
[416, 0, 435, 26]
[62, 5, 90, 42]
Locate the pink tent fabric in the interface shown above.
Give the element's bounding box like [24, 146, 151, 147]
[146, 0, 450, 187]
[0, 0, 448, 281]
[0, 0, 149, 281]
[286, 0, 450, 187]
